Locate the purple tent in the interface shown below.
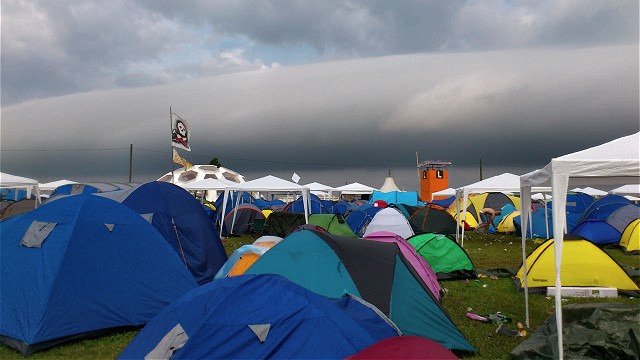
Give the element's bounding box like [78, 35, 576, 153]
[363, 231, 442, 302]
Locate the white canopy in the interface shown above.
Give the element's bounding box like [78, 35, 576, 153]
[431, 187, 456, 199]
[454, 173, 550, 244]
[571, 186, 608, 196]
[610, 184, 640, 196]
[220, 175, 311, 236]
[332, 182, 377, 195]
[303, 182, 333, 192]
[0, 172, 41, 204]
[519, 132, 640, 358]
[38, 179, 78, 191]
[181, 178, 234, 191]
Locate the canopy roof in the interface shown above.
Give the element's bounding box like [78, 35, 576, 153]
[572, 187, 607, 196]
[181, 178, 234, 190]
[220, 175, 311, 236]
[333, 182, 377, 195]
[0, 172, 39, 187]
[610, 184, 640, 196]
[303, 182, 334, 192]
[519, 132, 640, 358]
[38, 179, 77, 191]
[230, 175, 310, 192]
[0, 172, 41, 203]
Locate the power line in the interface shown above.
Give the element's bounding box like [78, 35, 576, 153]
[3, 146, 419, 169]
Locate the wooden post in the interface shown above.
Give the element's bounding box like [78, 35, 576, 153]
[129, 144, 133, 182]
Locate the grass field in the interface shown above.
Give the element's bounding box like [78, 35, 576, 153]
[1, 232, 638, 359]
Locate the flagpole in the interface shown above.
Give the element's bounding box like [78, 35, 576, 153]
[170, 106, 175, 184]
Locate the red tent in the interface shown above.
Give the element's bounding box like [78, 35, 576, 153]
[347, 336, 459, 359]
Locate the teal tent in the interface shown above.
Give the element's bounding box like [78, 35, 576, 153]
[245, 229, 475, 352]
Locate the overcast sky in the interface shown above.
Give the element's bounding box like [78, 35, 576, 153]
[2, 1, 638, 191]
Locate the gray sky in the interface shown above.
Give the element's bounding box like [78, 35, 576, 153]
[2, 1, 638, 191]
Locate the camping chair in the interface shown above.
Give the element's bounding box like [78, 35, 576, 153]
[250, 218, 266, 239]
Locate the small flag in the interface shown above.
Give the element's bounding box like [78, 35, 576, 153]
[291, 172, 300, 184]
[172, 149, 193, 169]
[171, 112, 191, 151]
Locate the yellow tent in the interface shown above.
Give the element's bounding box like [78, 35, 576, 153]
[516, 238, 639, 292]
[496, 211, 520, 234]
[620, 219, 639, 254]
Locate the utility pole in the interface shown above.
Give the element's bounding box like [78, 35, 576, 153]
[129, 144, 133, 182]
[479, 158, 483, 180]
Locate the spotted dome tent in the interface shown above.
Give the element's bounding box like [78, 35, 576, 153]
[363, 207, 415, 239]
[118, 274, 400, 360]
[363, 231, 442, 302]
[620, 219, 639, 254]
[245, 229, 474, 352]
[515, 237, 640, 295]
[407, 233, 477, 280]
[0, 195, 198, 356]
[409, 204, 458, 235]
[97, 181, 228, 285]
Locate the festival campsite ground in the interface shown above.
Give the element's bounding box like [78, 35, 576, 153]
[1, 232, 638, 359]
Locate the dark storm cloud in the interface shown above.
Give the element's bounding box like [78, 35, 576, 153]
[2, 45, 637, 189]
[3, 1, 637, 106]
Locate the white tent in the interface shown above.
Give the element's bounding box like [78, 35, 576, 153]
[571, 186, 608, 196]
[519, 132, 640, 359]
[303, 182, 334, 199]
[454, 173, 550, 245]
[431, 187, 456, 199]
[332, 182, 377, 196]
[181, 178, 235, 201]
[38, 179, 78, 192]
[610, 184, 640, 196]
[220, 175, 311, 237]
[379, 176, 400, 192]
[0, 172, 41, 205]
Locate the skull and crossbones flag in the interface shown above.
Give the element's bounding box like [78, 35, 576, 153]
[171, 113, 191, 151]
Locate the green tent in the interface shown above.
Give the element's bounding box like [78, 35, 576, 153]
[308, 214, 357, 237]
[407, 233, 476, 280]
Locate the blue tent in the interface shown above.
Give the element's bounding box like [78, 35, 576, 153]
[578, 194, 632, 223]
[283, 193, 330, 214]
[0, 195, 198, 355]
[245, 229, 475, 352]
[118, 274, 400, 359]
[98, 181, 227, 284]
[571, 219, 623, 246]
[370, 190, 421, 206]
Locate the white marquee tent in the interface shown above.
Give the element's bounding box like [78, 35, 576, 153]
[332, 182, 377, 196]
[454, 173, 550, 245]
[0, 172, 41, 205]
[519, 132, 640, 359]
[220, 175, 311, 236]
[610, 184, 640, 196]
